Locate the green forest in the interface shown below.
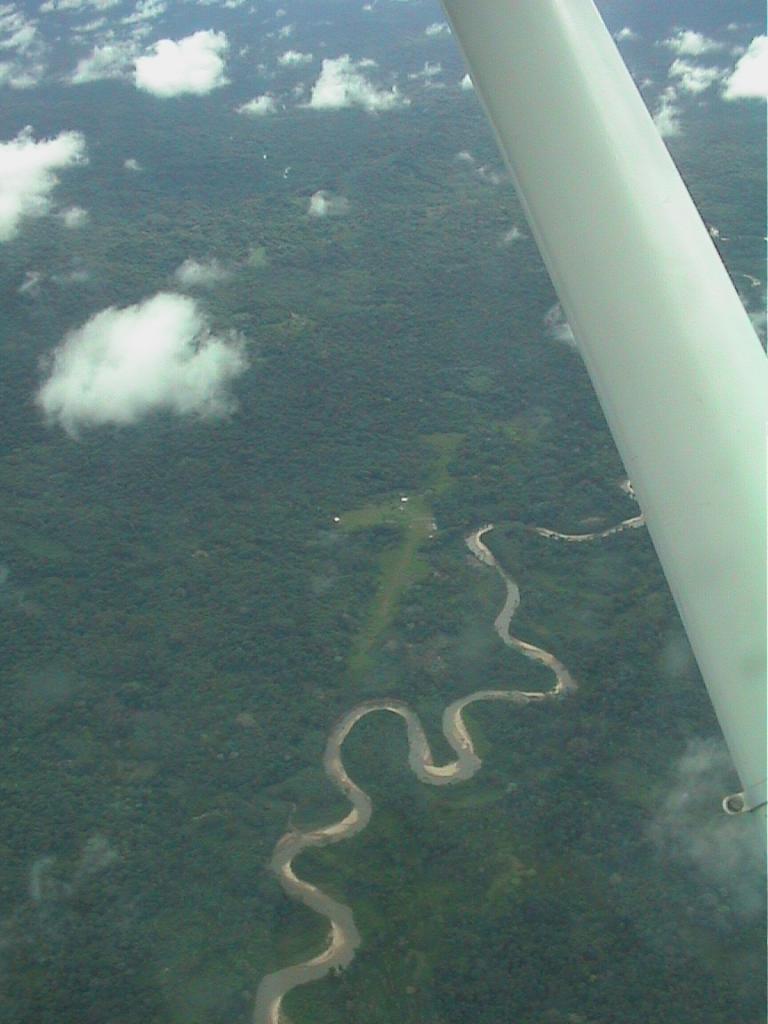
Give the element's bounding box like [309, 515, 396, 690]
[0, 2, 765, 1022]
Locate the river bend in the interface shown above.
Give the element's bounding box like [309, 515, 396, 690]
[253, 504, 643, 1023]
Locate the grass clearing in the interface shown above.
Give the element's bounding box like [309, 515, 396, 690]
[339, 433, 461, 684]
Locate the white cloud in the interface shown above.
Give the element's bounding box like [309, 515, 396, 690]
[40, 0, 118, 12]
[475, 164, 505, 185]
[277, 49, 312, 66]
[722, 35, 768, 100]
[306, 54, 408, 112]
[69, 40, 137, 83]
[0, 7, 45, 87]
[653, 86, 682, 138]
[277, 23, 293, 38]
[236, 93, 276, 115]
[0, 126, 87, 242]
[37, 292, 247, 436]
[747, 306, 766, 344]
[18, 269, 43, 295]
[0, 60, 44, 88]
[76, 16, 106, 31]
[13, 65, 45, 87]
[123, 156, 141, 171]
[408, 60, 441, 81]
[425, 22, 449, 37]
[51, 267, 90, 285]
[614, 27, 637, 42]
[454, 149, 506, 185]
[122, 0, 166, 24]
[58, 205, 88, 227]
[173, 257, 230, 287]
[134, 30, 229, 97]
[500, 225, 525, 246]
[662, 29, 724, 57]
[668, 58, 723, 94]
[0, 7, 38, 54]
[307, 190, 349, 218]
[460, 72, 473, 91]
[544, 303, 578, 350]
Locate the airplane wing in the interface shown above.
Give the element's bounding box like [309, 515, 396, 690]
[441, 0, 767, 834]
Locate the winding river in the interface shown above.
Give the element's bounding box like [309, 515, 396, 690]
[253, 499, 645, 1024]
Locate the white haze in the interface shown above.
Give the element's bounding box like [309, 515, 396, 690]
[647, 737, 765, 919]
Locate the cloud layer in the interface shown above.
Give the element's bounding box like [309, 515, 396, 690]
[306, 55, 408, 112]
[0, 126, 87, 242]
[37, 292, 247, 435]
[134, 30, 229, 97]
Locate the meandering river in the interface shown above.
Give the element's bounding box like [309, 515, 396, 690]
[253, 500, 645, 1024]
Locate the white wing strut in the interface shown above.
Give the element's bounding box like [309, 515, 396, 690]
[441, 0, 767, 833]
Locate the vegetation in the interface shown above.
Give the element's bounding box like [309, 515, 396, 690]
[0, 3, 765, 1023]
